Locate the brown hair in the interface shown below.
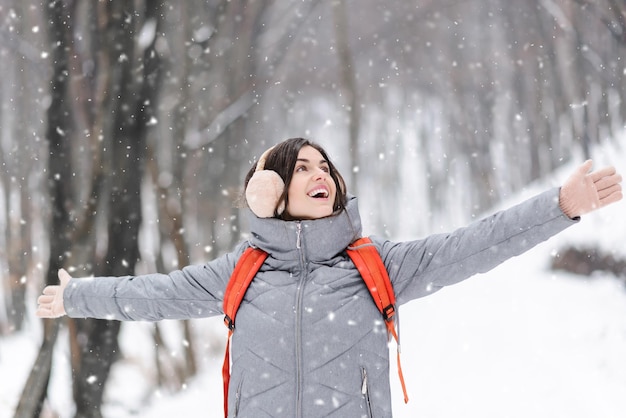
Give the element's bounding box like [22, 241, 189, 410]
[244, 138, 347, 219]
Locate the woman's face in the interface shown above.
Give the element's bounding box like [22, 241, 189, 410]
[286, 145, 337, 220]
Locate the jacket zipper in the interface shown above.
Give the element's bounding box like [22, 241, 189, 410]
[295, 222, 306, 418]
[296, 221, 302, 249]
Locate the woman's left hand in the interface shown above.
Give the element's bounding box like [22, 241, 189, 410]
[559, 160, 622, 218]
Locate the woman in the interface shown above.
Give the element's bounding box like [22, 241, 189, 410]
[37, 137, 622, 417]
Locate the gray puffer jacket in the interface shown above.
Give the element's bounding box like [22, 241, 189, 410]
[65, 189, 576, 417]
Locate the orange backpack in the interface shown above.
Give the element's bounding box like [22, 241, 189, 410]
[221, 237, 408, 417]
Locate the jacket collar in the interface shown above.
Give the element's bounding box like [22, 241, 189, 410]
[247, 195, 362, 262]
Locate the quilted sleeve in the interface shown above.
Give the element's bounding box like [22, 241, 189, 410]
[374, 188, 578, 304]
[64, 242, 249, 321]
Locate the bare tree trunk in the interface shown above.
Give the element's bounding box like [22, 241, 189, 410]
[574, 22, 593, 160]
[200, 0, 268, 254]
[70, 1, 162, 415]
[535, 3, 570, 169]
[0, 0, 33, 333]
[333, 0, 361, 194]
[14, 319, 62, 418]
[142, 0, 200, 383]
[14, 1, 75, 414]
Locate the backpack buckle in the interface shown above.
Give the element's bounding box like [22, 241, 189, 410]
[382, 304, 395, 321]
[224, 315, 235, 330]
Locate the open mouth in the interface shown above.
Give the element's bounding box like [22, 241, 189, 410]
[308, 187, 329, 199]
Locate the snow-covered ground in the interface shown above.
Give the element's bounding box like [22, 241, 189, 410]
[2, 140, 625, 418]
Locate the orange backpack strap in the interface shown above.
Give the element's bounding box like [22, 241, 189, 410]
[221, 246, 268, 417]
[347, 237, 409, 403]
[223, 246, 269, 331]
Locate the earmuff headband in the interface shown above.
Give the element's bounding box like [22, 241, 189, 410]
[245, 145, 285, 218]
[255, 146, 275, 172]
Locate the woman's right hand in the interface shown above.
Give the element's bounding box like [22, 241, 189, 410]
[36, 268, 72, 318]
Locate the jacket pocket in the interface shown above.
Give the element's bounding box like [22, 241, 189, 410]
[233, 375, 244, 417]
[361, 367, 374, 418]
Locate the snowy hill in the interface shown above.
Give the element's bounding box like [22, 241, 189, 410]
[2, 140, 625, 418]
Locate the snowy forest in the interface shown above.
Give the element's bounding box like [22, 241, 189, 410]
[1, 0, 625, 417]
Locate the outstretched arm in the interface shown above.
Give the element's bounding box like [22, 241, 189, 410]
[381, 160, 622, 303]
[34, 242, 248, 322]
[36, 268, 72, 318]
[559, 160, 622, 218]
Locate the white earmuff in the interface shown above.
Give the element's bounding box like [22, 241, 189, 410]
[245, 146, 285, 218]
